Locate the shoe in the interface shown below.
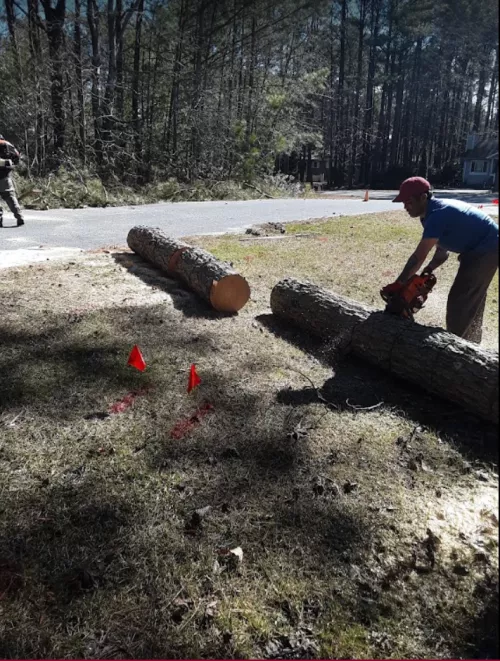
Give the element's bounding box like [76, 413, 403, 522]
[17, 219, 24, 227]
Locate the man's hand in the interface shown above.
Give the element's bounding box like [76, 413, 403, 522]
[424, 247, 449, 274]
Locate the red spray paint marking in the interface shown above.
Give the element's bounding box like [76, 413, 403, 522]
[170, 402, 214, 440]
[109, 386, 153, 414]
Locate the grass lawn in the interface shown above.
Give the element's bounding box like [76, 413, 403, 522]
[0, 211, 498, 659]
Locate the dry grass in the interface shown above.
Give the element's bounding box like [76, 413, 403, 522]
[0, 212, 498, 660]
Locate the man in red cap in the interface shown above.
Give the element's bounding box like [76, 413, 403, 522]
[382, 177, 498, 343]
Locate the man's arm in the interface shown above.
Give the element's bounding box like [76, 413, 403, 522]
[424, 246, 449, 273]
[5, 141, 20, 165]
[396, 238, 438, 283]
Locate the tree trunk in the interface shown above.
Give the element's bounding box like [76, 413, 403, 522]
[389, 47, 405, 167]
[347, 0, 366, 188]
[270, 278, 498, 424]
[245, 14, 256, 146]
[132, 0, 144, 164]
[87, 0, 102, 165]
[41, 0, 66, 159]
[166, 0, 186, 158]
[473, 55, 488, 133]
[127, 227, 251, 313]
[102, 0, 117, 156]
[373, 0, 393, 178]
[485, 47, 498, 133]
[381, 45, 397, 172]
[335, 0, 347, 174]
[361, 0, 380, 185]
[115, 0, 124, 122]
[73, 0, 86, 164]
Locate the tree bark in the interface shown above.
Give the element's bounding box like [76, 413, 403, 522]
[484, 47, 498, 133]
[473, 54, 488, 133]
[40, 0, 66, 159]
[132, 0, 144, 164]
[389, 47, 405, 167]
[127, 227, 251, 313]
[360, 0, 380, 185]
[335, 0, 347, 175]
[270, 278, 498, 424]
[74, 0, 86, 164]
[347, 0, 366, 188]
[87, 0, 102, 165]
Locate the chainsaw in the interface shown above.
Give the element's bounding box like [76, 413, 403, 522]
[381, 271, 437, 321]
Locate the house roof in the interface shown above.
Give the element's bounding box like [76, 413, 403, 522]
[464, 137, 498, 160]
[486, 151, 498, 159]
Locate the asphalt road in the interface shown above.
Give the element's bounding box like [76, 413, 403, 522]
[0, 190, 497, 255]
[0, 197, 400, 252]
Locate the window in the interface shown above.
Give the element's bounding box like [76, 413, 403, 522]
[471, 160, 488, 173]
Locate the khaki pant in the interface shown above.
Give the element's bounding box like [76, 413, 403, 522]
[446, 250, 499, 344]
[0, 176, 24, 225]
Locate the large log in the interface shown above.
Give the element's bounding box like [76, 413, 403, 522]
[127, 226, 250, 313]
[270, 277, 499, 424]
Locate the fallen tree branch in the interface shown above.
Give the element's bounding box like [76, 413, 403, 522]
[288, 367, 339, 410]
[243, 181, 275, 199]
[239, 233, 320, 241]
[346, 399, 384, 411]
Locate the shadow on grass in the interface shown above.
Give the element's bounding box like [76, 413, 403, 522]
[1, 301, 497, 659]
[0, 323, 153, 418]
[0, 304, 222, 419]
[0, 479, 140, 658]
[112, 251, 237, 321]
[470, 580, 499, 660]
[257, 313, 498, 464]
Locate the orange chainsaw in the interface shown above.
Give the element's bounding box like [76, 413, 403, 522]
[381, 271, 437, 321]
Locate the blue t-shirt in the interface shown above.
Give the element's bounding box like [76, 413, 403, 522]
[421, 198, 499, 254]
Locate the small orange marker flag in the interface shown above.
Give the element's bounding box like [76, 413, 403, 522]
[187, 364, 201, 393]
[493, 198, 499, 204]
[363, 190, 369, 202]
[127, 345, 146, 371]
[479, 204, 483, 208]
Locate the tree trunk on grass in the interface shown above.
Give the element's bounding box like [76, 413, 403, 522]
[127, 227, 251, 313]
[270, 278, 498, 424]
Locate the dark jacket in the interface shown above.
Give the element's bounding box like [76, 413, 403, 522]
[0, 139, 20, 179]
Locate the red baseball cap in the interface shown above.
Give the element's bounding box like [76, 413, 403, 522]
[393, 177, 431, 203]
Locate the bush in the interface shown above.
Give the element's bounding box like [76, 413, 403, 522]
[427, 164, 462, 188]
[13, 170, 302, 210]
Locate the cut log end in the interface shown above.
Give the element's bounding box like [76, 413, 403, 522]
[127, 226, 251, 313]
[210, 275, 251, 312]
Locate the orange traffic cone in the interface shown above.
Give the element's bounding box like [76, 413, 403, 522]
[127, 345, 146, 371]
[363, 190, 369, 202]
[187, 364, 201, 393]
